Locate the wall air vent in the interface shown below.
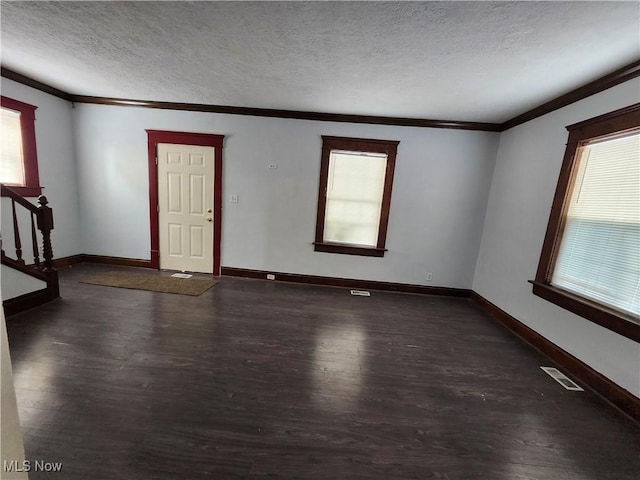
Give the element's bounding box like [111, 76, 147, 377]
[540, 367, 584, 391]
[350, 290, 371, 296]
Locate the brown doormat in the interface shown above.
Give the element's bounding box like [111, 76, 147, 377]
[81, 271, 217, 296]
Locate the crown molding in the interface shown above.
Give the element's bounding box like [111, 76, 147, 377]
[1, 67, 73, 102]
[3, 59, 640, 132]
[500, 59, 640, 131]
[0, 66, 499, 131]
[69, 95, 501, 131]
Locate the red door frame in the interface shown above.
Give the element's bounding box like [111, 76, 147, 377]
[146, 130, 224, 275]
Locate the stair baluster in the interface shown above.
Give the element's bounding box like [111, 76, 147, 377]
[31, 212, 40, 267]
[11, 198, 24, 264]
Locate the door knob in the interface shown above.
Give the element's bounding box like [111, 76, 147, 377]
[206, 217, 213, 222]
[207, 208, 212, 213]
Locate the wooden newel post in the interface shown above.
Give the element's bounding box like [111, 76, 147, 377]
[36, 195, 55, 269]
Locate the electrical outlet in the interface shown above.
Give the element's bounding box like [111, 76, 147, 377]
[266, 274, 276, 280]
[230, 194, 239, 203]
[268, 163, 278, 169]
[426, 272, 433, 281]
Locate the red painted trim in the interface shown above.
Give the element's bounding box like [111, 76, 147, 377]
[213, 144, 223, 274]
[533, 104, 640, 342]
[471, 291, 640, 423]
[2, 288, 58, 317]
[146, 130, 224, 275]
[314, 136, 399, 257]
[147, 135, 159, 269]
[222, 267, 471, 297]
[1, 96, 41, 194]
[3, 186, 42, 197]
[4, 60, 640, 133]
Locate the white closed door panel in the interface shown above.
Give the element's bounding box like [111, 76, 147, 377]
[158, 143, 215, 273]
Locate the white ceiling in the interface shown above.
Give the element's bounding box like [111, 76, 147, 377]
[1, 1, 639, 123]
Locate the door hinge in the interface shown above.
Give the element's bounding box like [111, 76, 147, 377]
[157, 204, 159, 213]
[155, 156, 158, 165]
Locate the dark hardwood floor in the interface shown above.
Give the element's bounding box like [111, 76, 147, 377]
[6, 263, 640, 479]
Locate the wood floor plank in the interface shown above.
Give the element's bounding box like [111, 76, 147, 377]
[5, 263, 640, 479]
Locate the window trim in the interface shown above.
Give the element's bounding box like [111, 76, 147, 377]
[1, 96, 41, 197]
[314, 136, 399, 257]
[532, 103, 640, 343]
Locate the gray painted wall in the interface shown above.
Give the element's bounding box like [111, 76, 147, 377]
[1, 266, 46, 300]
[473, 78, 640, 397]
[73, 105, 499, 288]
[1, 79, 81, 261]
[3, 74, 638, 401]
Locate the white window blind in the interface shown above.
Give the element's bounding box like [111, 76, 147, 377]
[1, 107, 25, 185]
[552, 132, 640, 317]
[323, 150, 387, 247]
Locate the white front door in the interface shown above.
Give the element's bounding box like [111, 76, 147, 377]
[158, 143, 215, 273]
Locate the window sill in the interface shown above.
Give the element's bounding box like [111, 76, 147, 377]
[314, 242, 387, 257]
[2, 185, 42, 197]
[530, 280, 640, 343]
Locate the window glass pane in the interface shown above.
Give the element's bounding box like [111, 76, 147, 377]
[1, 108, 25, 185]
[324, 150, 387, 247]
[552, 132, 640, 316]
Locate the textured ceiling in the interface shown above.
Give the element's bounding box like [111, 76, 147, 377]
[1, 1, 639, 123]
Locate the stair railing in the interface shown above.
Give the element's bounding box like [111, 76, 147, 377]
[1, 183, 59, 300]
